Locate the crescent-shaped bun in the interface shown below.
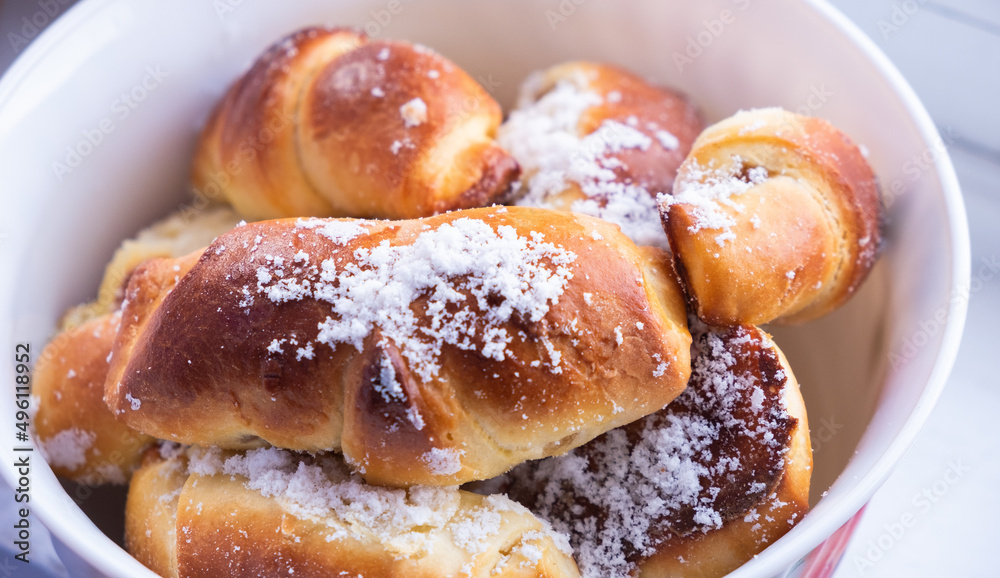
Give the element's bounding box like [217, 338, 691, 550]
[126, 447, 580, 578]
[105, 207, 691, 487]
[192, 27, 518, 221]
[660, 108, 880, 325]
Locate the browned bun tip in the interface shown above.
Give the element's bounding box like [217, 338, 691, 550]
[660, 108, 881, 325]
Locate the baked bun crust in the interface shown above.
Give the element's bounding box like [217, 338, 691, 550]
[500, 61, 703, 248]
[192, 27, 518, 221]
[660, 108, 880, 325]
[499, 324, 811, 577]
[34, 313, 154, 484]
[105, 206, 691, 486]
[126, 448, 580, 578]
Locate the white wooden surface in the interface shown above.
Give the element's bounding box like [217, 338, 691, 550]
[0, 1, 996, 576]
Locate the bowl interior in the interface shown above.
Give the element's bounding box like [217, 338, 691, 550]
[0, 1, 965, 576]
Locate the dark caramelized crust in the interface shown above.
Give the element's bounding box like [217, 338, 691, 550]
[661, 108, 881, 325]
[193, 27, 518, 221]
[499, 324, 811, 577]
[638, 327, 795, 536]
[105, 207, 691, 487]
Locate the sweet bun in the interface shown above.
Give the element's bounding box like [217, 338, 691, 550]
[499, 61, 703, 248]
[104, 206, 692, 487]
[33, 313, 154, 485]
[126, 447, 580, 577]
[499, 323, 811, 577]
[192, 27, 519, 221]
[659, 108, 880, 325]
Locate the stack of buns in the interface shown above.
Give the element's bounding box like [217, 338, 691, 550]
[34, 25, 881, 578]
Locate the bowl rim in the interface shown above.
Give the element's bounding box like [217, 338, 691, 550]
[0, 0, 970, 576]
[733, 1, 970, 574]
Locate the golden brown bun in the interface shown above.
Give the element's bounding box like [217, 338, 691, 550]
[60, 206, 242, 331]
[660, 108, 881, 325]
[35, 207, 240, 485]
[500, 62, 703, 248]
[105, 206, 691, 487]
[126, 448, 579, 578]
[193, 27, 518, 221]
[34, 313, 154, 484]
[499, 324, 811, 578]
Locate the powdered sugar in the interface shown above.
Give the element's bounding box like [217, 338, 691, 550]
[295, 218, 368, 245]
[658, 156, 770, 245]
[39, 428, 95, 471]
[296, 343, 314, 361]
[450, 504, 502, 555]
[422, 447, 464, 475]
[125, 392, 141, 410]
[400, 97, 428, 127]
[500, 325, 794, 578]
[200, 447, 460, 549]
[655, 130, 680, 150]
[499, 78, 669, 248]
[374, 353, 404, 403]
[254, 217, 576, 382]
[182, 446, 566, 562]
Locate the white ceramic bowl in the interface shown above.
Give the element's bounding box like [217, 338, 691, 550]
[0, 1, 968, 576]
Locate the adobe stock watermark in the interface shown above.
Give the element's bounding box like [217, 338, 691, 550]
[877, 0, 928, 41]
[881, 126, 956, 210]
[360, 0, 417, 38]
[211, 0, 246, 20]
[6, 0, 74, 54]
[544, 0, 589, 31]
[51, 65, 169, 182]
[213, 0, 414, 36]
[181, 105, 296, 222]
[889, 253, 999, 370]
[794, 84, 833, 117]
[810, 415, 844, 455]
[852, 458, 971, 574]
[672, 0, 751, 73]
